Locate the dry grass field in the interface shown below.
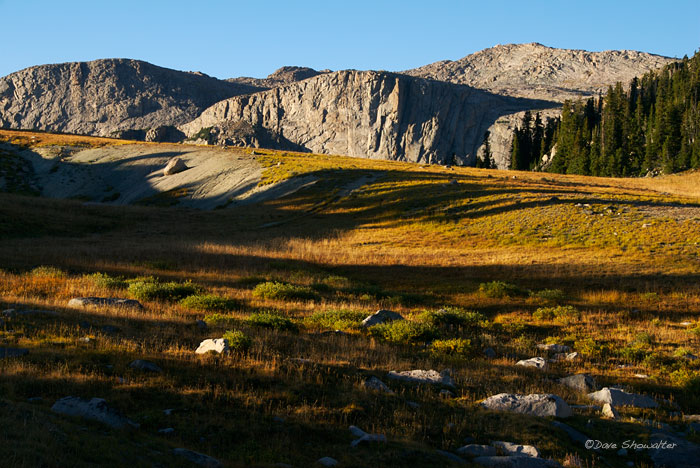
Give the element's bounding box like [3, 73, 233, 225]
[1, 130, 700, 467]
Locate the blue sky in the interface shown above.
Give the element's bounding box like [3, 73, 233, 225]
[2, 0, 699, 79]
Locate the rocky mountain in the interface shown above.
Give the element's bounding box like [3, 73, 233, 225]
[404, 42, 676, 102]
[227, 66, 328, 89]
[181, 70, 554, 165]
[0, 59, 262, 137]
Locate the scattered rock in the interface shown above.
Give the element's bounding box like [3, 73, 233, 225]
[536, 344, 570, 353]
[480, 393, 572, 418]
[550, 421, 589, 446]
[601, 403, 619, 419]
[406, 401, 421, 409]
[553, 352, 579, 361]
[163, 157, 189, 176]
[483, 347, 497, 359]
[361, 309, 404, 327]
[158, 427, 175, 435]
[457, 444, 498, 457]
[491, 441, 539, 457]
[363, 376, 393, 393]
[387, 369, 455, 387]
[320, 329, 347, 336]
[129, 359, 162, 373]
[436, 450, 466, 464]
[633, 373, 649, 379]
[68, 297, 143, 310]
[172, 448, 222, 468]
[349, 425, 386, 447]
[27, 397, 43, 403]
[0, 347, 29, 358]
[587, 387, 658, 408]
[649, 432, 700, 468]
[163, 408, 175, 415]
[317, 457, 338, 467]
[145, 125, 185, 143]
[51, 397, 139, 429]
[559, 374, 597, 393]
[515, 357, 547, 370]
[195, 338, 229, 354]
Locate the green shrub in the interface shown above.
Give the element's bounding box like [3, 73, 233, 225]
[531, 289, 566, 303]
[478, 281, 522, 298]
[87, 272, 128, 290]
[246, 311, 298, 332]
[370, 320, 438, 344]
[30, 266, 66, 278]
[180, 294, 239, 312]
[222, 330, 252, 352]
[252, 281, 318, 301]
[533, 305, 580, 323]
[575, 337, 606, 358]
[128, 278, 200, 301]
[618, 345, 649, 362]
[305, 309, 366, 330]
[430, 338, 472, 357]
[420, 308, 487, 328]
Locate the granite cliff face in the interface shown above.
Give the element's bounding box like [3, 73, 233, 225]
[227, 66, 327, 89]
[181, 70, 554, 165]
[0, 59, 262, 136]
[404, 42, 675, 102]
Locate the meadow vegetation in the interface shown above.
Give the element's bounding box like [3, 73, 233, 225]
[1, 130, 700, 466]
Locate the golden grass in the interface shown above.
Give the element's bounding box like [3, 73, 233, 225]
[0, 132, 699, 466]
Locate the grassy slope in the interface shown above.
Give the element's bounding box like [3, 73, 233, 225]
[1, 130, 700, 467]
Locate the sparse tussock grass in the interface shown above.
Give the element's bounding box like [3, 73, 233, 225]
[180, 294, 239, 312]
[30, 265, 66, 278]
[252, 281, 318, 301]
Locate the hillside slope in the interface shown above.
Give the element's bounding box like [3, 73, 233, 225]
[404, 42, 676, 102]
[0, 59, 262, 137]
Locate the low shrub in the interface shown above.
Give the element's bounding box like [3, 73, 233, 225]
[252, 281, 318, 301]
[420, 308, 487, 329]
[478, 281, 523, 298]
[30, 266, 66, 278]
[430, 338, 472, 357]
[203, 313, 237, 327]
[128, 278, 200, 301]
[574, 337, 607, 358]
[180, 294, 239, 312]
[246, 311, 298, 332]
[87, 272, 128, 290]
[533, 305, 580, 323]
[531, 289, 566, 303]
[369, 320, 438, 344]
[305, 309, 366, 331]
[222, 330, 252, 352]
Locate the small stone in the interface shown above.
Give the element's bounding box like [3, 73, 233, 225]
[129, 359, 162, 373]
[350, 433, 387, 447]
[601, 403, 619, 420]
[536, 343, 570, 353]
[195, 319, 208, 330]
[387, 369, 455, 387]
[491, 441, 539, 458]
[79, 337, 92, 343]
[588, 387, 657, 408]
[68, 297, 143, 310]
[406, 401, 420, 409]
[158, 427, 175, 435]
[195, 338, 229, 354]
[565, 352, 579, 361]
[363, 376, 393, 393]
[361, 309, 404, 327]
[483, 347, 497, 358]
[27, 397, 43, 403]
[481, 393, 572, 418]
[559, 374, 597, 393]
[51, 396, 139, 429]
[172, 448, 222, 468]
[435, 450, 466, 464]
[456, 444, 497, 457]
[163, 157, 189, 176]
[163, 408, 175, 415]
[515, 357, 547, 370]
[317, 457, 338, 467]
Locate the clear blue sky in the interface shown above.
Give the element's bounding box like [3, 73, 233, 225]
[2, 0, 699, 79]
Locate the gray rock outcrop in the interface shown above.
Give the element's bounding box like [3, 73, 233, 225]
[558, 374, 597, 393]
[163, 157, 188, 175]
[457, 444, 498, 457]
[472, 456, 561, 468]
[481, 393, 572, 418]
[51, 396, 139, 429]
[181, 70, 554, 166]
[649, 432, 700, 468]
[195, 338, 229, 354]
[536, 343, 570, 353]
[172, 448, 222, 468]
[363, 376, 393, 393]
[587, 387, 658, 408]
[0, 59, 261, 136]
[129, 359, 162, 373]
[68, 297, 144, 309]
[515, 357, 547, 370]
[387, 369, 455, 387]
[317, 457, 338, 467]
[361, 309, 404, 327]
[491, 441, 539, 457]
